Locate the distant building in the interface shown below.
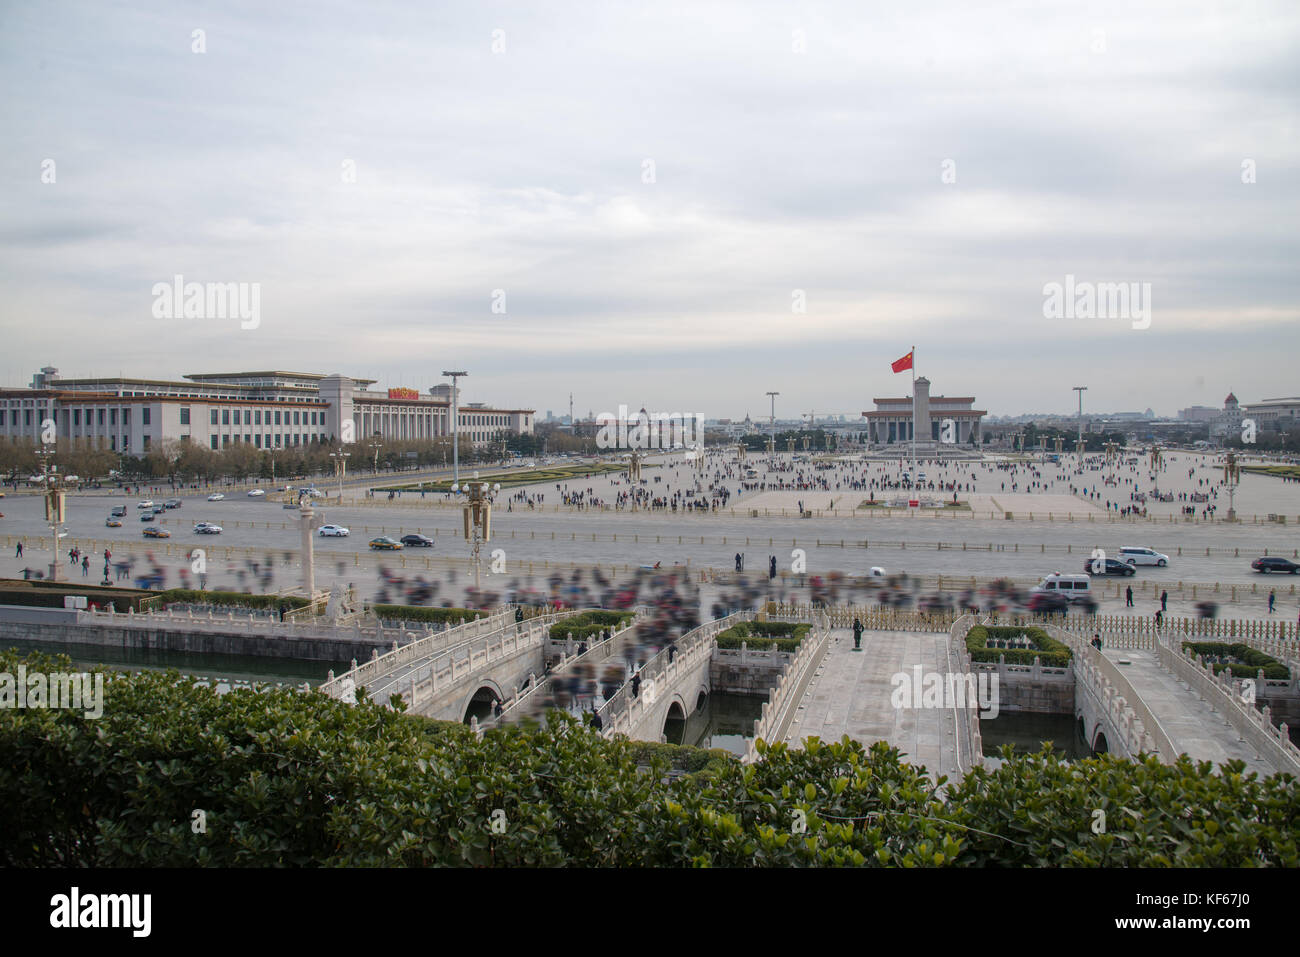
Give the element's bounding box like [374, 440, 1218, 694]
[862, 377, 984, 445]
[1244, 396, 1300, 433]
[1, 366, 533, 455]
[1209, 392, 1244, 441]
[1179, 405, 1219, 423]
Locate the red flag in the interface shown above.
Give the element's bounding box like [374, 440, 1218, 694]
[891, 350, 913, 373]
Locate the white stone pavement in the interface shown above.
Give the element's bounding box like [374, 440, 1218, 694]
[783, 628, 964, 779]
[1100, 646, 1278, 775]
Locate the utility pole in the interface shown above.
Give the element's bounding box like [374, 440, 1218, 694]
[443, 371, 468, 484]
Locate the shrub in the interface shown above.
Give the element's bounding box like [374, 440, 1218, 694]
[715, 621, 811, 652]
[0, 649, 1295, 867]
[156, 589, 313, 614]
[1181, 642, 1290, 680]
[966, 625, 1072, 668]
[549, 611, 634, 642]
[371, 605, 489, 625]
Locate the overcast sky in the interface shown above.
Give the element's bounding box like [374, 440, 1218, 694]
[1, 0, 1297, 420]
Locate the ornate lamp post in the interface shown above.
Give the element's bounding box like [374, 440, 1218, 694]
[330, 451, 349, 501]
[1224, 450, 1241, 522]
[36, 447, 63, 582]
[454, 475, 499, 592]
[1150, 445, 1163, 499]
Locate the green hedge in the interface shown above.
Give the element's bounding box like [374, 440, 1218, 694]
[966, 625, 1073, 668]
[715, 621, 812, 652]
[372, 605, 489, 625]
[1, 648, 1295, 867]
[157, 589, 313, 614]
[549, 611, 634, 642]
[1181, 641, 1291, 680]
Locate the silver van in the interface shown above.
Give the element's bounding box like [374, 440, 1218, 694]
[1031, 573, 1093, 602]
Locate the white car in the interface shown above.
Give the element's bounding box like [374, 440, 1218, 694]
[194, 522, 223, 534]
[207, 493, 225, 501]
[1119, 546, 1169, 567]
[137, 500, 154, 509]
[247, 489, 266, 497]
[319, 524, 350, 537]
[304, 488, 325, 498]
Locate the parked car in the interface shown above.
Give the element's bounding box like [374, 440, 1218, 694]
[142, 527, 170, 539]
[136, 500, 154, 509]
[1085, 557, 1136, 577]
[369, 536, 403, 550]
[1252, 557, 1300, 574]
[207, 493, 225, 501]
[319, 525, 350, 537]
[194, 522, 223, 534]
[164, 499, 182, 509]
[400, 534, 434, 548]
[247, 489, 266, 497]
[1119, 546, 1169, 567]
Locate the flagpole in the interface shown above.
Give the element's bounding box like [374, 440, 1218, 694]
[911, 345, 916, 483]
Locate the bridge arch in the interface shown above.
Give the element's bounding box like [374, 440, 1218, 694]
[1091, 728, 1109, 755]
[462, 679, 506, 724]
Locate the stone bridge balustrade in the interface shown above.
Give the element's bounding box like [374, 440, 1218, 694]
[598, 612, 753, 742]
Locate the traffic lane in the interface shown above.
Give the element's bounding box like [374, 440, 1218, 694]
[5, 493, 1297, 586]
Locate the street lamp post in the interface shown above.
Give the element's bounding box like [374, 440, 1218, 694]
[766, 391, 779, 456]
[330, 451, 349, 501]
[455, 474, 499, 593]
[368, 440, 382, 475]
[1224, 450, 1240, 522]
[442, 371, 468, 485]
[36, 447, 63, 582]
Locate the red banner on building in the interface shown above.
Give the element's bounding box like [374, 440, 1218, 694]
[387, 387, 419, 400]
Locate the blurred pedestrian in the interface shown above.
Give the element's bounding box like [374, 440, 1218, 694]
[1125, 585, 1133, 608]
[852, 617, 863, 650]
[1160, 590, 1168, 612]
[14, 542, 21, 558]
[1268, 591, 1275, 614]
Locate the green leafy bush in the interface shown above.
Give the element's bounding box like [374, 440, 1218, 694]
[549, 611, 634, 642]
[1, 649, 1294, 867]
[966, 625, 1072, 668]
[715, 621, 811, 652]
[1181, 642, 1290, 680]
[372, 605, 488, 625]
[157, 589, 313, 614]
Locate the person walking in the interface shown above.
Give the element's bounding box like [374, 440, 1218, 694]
[735, 552, 742, 572]
[81, 555, 89, 577]
[1160, 590, 1168, 613]
[631, 672, 642, 699]
[15, 541, 22, 558]
[1125, 585, 1133, 608]
[852, 617, 864, 651]
[1268, 591, 1276, 614]
[769, 555, 777, 580]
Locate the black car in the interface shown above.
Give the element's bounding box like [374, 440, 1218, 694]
[400, 534, 434, 548]
[1084, 557, 1136, 577]
[1252, 557, 1299, 574]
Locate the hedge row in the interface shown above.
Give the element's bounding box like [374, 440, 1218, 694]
[549, 610, 634, 642]
[371, 605, 489, 625]
[158, 589, 314, 614]
[1181, 641, 1291, 680]
[1, 649, 1295, 867]
[716, 621, 812, 652]
[966, 625, 1073, 668]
